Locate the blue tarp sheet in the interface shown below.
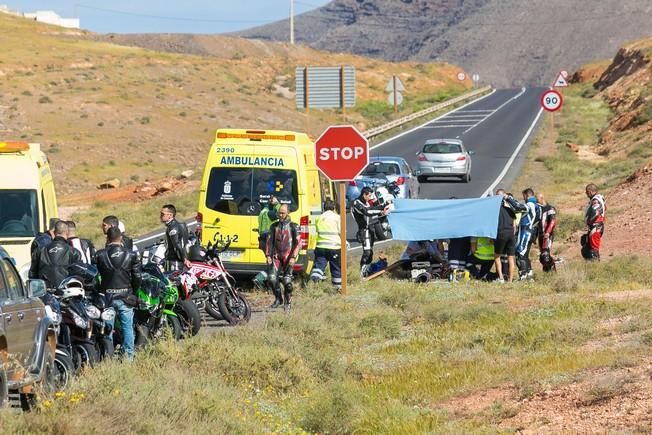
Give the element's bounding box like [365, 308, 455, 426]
[387, 196, 502, 241]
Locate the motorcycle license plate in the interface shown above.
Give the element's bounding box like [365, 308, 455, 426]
[221, 249, 243, 260]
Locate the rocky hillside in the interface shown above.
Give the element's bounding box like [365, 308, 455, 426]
[237, 0, 652, 88]
[568, 36, 652, 257]
[572, 36, 652, 159]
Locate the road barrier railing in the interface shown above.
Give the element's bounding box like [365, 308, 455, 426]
[363, 86, 493, 139]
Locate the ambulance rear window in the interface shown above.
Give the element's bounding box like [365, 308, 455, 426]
[0, 190, 38, 237]
[205, 168, 299, 216]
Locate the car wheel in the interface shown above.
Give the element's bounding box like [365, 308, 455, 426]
[462, 173, 470, 183]
[417, 175, 427, 183]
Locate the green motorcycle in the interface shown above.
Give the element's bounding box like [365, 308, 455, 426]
[132, 264, 182, 347]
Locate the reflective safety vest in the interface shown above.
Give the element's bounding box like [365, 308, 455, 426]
[315, 210, 341, 250]
[474, 237, 494, 261]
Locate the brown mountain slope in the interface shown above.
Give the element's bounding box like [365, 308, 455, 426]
[237, 0, 652, 88]
[0, 12, 468, 197]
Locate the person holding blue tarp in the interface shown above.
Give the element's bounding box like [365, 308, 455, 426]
[493, 189, 527, 282]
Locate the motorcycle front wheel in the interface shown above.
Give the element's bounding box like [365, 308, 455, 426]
[218, 290, 251, 325]
[164, 315, 183, 341]
[73, 342, 99, 370]
[53, 350, 74, 391]
[175, 299, 201, 336]
[205, 293, 224, 321]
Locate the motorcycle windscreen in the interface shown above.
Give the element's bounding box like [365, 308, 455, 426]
[203, 167, 299, 265]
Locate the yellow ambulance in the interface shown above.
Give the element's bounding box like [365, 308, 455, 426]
[197, 129, 334, 276]
[0, 142, 58, 279]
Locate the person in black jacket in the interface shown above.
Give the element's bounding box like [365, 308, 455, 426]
[160, 204, 190, 271]
[30, 218, 59, 256]
[95, 227, 142, 361]
[101, 215, 135, 252]
[351, 187, 388, 277]
[29, 220, 80, 288]
[493, 188, 528, 282]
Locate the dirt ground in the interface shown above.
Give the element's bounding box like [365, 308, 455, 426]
[437, 300, 652, 432]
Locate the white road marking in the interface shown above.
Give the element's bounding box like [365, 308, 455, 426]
[462, 87, 527, 134]
[422, 125, 476, 128]
[369, 89, 497, 151]
[482, 105, 545, 197]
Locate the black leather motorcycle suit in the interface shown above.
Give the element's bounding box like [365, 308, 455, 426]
[164, 218, 188, 270]
[29, 236, 81, 288]
[351, 197, 385, 270]
[95, 244, 142, 300]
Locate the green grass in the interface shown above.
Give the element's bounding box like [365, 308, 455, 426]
[3, 256, 652, 433]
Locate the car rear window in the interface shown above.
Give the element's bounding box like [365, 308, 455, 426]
[205, 168, 299, 216]
[361, 162, 401, 177]
[423, 143, 462, 154]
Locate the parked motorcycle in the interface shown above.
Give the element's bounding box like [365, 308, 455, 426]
[56, 277, 99, 369]
[67, 263, 115, 361]
[128, 264, 183, 347]
[41, 300, 75, 391]
[370, 179, 400, 241]
[141, 241, 203, 336]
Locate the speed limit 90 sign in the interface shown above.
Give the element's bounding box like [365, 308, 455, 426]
[541, 89, 563, 112]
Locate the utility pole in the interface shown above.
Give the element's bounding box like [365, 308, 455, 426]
[290, 0, 295, 45]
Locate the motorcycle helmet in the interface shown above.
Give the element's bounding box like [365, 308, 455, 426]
[386, 181, 400, 197]
[57, 277, 85, 299]
[188, 244, 207, 262]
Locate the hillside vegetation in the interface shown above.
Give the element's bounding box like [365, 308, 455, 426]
[2, 257, 652, 433]
[0, 12, 469, 197]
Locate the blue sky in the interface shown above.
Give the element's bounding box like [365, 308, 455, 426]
[5, 1, 330, 33]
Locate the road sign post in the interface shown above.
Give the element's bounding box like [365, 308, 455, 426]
[541, 89, 563, 143]
[386, 75, 405, 113]
[315, 125, 369, 296]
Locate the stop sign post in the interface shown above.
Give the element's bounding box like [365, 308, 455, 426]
[315, 125, 369, 295]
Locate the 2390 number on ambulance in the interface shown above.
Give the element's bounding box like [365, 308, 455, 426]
[196, 130, 334, 276]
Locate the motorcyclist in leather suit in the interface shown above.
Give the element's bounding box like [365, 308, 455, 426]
[95, 227, 142, 361]
[351, 187, 388, 277]
[265, 204, 300, 310]
[29, 220, 81, 288]
[160, 204, 190, 271]
[102, 215, 135, 252]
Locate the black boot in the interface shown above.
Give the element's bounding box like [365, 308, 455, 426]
[283, 289, 292, 312]
[270, 289, 282, 309]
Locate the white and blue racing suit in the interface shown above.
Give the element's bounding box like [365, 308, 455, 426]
[516, 197, 541, 277]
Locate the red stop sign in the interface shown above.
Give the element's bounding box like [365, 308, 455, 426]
[315, 125, 369, 181]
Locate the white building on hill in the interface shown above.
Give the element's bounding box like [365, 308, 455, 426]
[24, 10, 80, 29]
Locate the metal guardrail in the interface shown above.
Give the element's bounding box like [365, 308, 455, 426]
[362, 86, 492, 139]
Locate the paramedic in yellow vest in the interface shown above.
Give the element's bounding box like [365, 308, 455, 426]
[257, 196, 280, 251]
[309, 199, 342, 290]
[468, 236, 495, 280]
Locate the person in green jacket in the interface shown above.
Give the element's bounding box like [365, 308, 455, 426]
[468, 236, 495, 280]
[257, 196, 280, 251]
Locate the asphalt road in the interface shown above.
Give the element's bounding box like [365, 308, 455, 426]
[346, 87, 547, 246]
[135, 87, 546, 252]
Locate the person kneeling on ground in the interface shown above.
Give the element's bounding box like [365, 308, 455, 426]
[468, 236, 495, 280]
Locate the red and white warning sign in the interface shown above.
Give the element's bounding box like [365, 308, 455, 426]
[553, 71, 569, 87]
[540, 89, 563, 112]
